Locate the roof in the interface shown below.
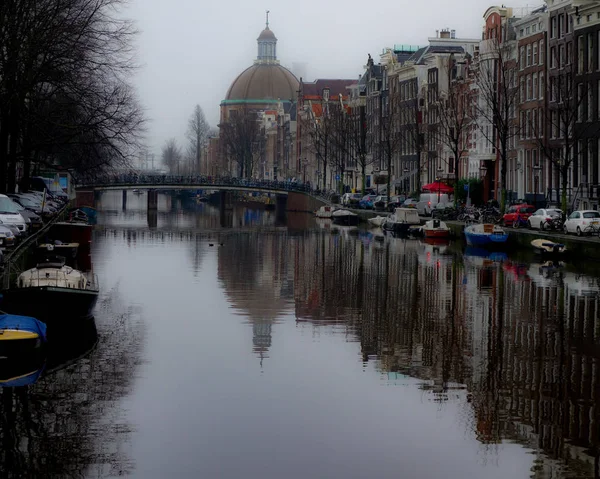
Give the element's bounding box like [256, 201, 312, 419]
[225, 63, 299, 102]
[257, 27, 277, 41]
[300, 79, 357, 99]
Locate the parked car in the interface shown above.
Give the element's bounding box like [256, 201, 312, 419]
[9, 195, 55, 218]
[0, 224, 16, 247]
[29, 176, 69, 202]
[0, 194, 28, 235]
[359, 194, 377, 209]
[527, 208, 563, 230]
[373, 196, 387, 211]
[416, 193, 450, 216]
[386, 195, 407, 212]
[502, 204, 535, 226]
[403, 198, 418, 209]
[12, 201, 43, 230]
[563, 210, 600, 236]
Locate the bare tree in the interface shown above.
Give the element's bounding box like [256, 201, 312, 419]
[328, 101, 354, 194]
[162, 138, 182, 174]
[303, 101, 334, 190]
[435, 56, 472, 187]
[0, 0, 144, 191]
[472, 38, 519, 211]
[348, 104, 373, 195]
[529, 64, 591, 213]
[380, 89, 412, 202]
[186, 105, 210, 174]
[219, 107, 261, 178]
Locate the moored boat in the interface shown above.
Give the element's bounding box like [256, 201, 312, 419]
[464, 223, 509, 246]
[531, 238, 567, 256]
[1, 255, 99, 320]
[382, 208, 421, 234]
[367, 215, 387, 228]
[0, 313, 47, 356]
[331, 209, 359, 226]
[315, 205, 337, 219]
[423, 219, 451, 238]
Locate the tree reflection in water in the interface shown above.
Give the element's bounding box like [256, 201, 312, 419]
[268, 230, 599, 477]
[0, 287, 144, 478]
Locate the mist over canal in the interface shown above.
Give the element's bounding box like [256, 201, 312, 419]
[2, 190, 599, 478]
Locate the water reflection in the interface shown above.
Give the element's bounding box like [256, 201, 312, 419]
[0, 287, 144, 477]
[89, 194, 600, 478]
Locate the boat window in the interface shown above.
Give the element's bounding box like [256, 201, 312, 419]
[583, 211, 600, 218]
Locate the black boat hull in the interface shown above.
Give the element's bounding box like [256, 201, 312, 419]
[1, 287, 99, 320]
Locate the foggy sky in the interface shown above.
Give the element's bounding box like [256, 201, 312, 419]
[126, 0, 536, 159]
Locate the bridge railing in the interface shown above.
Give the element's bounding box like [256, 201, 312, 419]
[78, 174, 339, 203]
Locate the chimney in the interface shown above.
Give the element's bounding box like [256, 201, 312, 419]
[436, 30, 439, 38]
[451, 29, 456, 39]
[440, 29, 451, 39]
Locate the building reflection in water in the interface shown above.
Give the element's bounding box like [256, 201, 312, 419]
[229, 229, 600, 478]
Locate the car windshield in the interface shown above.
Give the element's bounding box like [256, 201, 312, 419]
[583, 211, 600, 218]
[0, 197, 20, 214]
[507, 207, 517, 213]
[18, 197, 38, 207]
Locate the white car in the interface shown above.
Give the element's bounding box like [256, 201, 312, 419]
[563, 210, 600, 236]
[527, 208, 563, 230]
[0, 194, 27, 234]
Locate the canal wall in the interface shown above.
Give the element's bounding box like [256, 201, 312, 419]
[446, 221, 600, 260]
[286, 192, 328, 213]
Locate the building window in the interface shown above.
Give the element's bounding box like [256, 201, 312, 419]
[550, 46, 557, 68]
[540, 39, 545, 65]
[559, 44, 565, 68]
[533, 72, 538, 99]
[578, 36, 584, 74]
[520, 111, 525, 139]
[532, 109, 537, 135]
[533, 24, 537, 33]
[526, 26, 531, 35]
[527, 44, 532, 66]
[589, 33, 594, 72]
[533, 42, 538, 64]
[520, 28, 524, 37]
[527, 75, 532, 100]
[540, 72, 544, 99]
[539, 107, 544, 138]
[519, 46, 525, 69]
[588, 83, 594, 121]
[550, 76, 555, 102]
[551, 16, 557, 38]
[567, 41, 573, 65]
[520, 77, 526, 103]
[578, 83, 584, 122]
[559, 14, 564, 37]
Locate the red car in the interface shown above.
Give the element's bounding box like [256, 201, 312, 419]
[503, 204, 535, 226]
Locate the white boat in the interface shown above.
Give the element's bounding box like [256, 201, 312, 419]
[531, 239, 567, 256]
[315, 205, 337, 219]
[2, 254, 99, 320]
[423, 219, 451, 238]
[382, 208, 421, 234]
[367, 215, 387, 228]
[331, 209, 359, 226]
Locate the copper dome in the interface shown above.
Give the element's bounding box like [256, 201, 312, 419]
[257, 27, 277, 41]
[225, 64, 299, 102]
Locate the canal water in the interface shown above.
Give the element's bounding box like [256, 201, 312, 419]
[2, 190, 599, 478]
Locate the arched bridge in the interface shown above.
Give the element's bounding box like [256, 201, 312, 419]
[75, 174, 331, 213]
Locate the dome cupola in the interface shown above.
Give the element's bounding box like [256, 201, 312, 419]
[257, 11, 277, 63]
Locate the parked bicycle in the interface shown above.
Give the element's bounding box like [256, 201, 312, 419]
[512, 213, 529, 229]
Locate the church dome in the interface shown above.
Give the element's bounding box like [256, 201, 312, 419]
[222, 16, 299, 105]
[225, 64, 298, 102]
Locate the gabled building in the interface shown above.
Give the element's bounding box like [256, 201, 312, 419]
[572, 0, 600, 210]
[514, 6, 548, 205]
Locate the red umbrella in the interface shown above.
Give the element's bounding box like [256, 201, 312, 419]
[422, 181, 454, 194]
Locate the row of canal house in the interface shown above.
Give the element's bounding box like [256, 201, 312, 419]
[295, 1, 600, 209]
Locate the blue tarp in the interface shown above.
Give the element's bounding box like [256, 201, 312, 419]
[0, 314, 47, 342]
